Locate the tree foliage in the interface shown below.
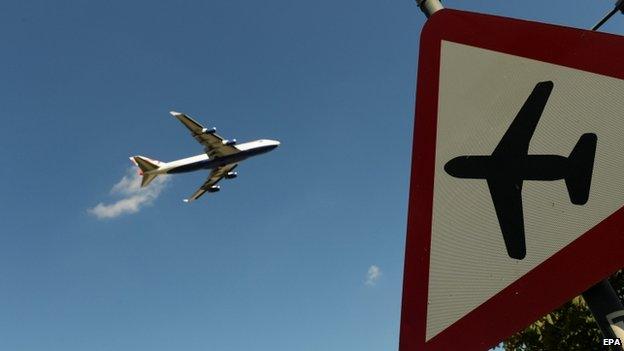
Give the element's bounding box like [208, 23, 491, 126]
[504, 271, 624, 350]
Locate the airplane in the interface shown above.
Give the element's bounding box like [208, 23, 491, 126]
[130, 111, 280, 202]
[443, 81, 597, 260]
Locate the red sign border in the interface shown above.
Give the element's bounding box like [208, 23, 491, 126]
[400, 9, 624, 351]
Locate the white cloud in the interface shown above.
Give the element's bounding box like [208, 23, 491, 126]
[365, 265, 382, 286]
[88, 168, 170, 219]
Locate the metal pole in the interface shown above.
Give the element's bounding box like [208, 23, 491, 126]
[415, 0, 444, 18]
[582, 280, 624, 348]
[592, 7, 619, 31]
[592, 0, 624, 31]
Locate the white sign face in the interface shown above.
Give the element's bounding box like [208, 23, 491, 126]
[427, 40, 624, 340]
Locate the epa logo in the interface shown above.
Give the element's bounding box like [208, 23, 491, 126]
[603, 338, 623, 346]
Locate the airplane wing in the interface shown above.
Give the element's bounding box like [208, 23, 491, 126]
[492, 81, 554, 157]
[184, 164, 238, 202]
[487, 177, 527, 260]
[170, 111, 240, 158]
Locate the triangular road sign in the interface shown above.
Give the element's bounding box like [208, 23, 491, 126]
[401, 9, 624, 351]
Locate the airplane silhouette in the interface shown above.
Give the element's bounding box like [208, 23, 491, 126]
[444, 81, 597, 260]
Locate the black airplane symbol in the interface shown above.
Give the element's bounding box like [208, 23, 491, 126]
[444, 81, 597, 260]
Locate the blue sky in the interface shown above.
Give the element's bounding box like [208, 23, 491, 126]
[1, 1, 623, 350]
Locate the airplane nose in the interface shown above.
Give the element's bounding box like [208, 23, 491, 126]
[444, 157, 464, 177]
[262, 140, 280, 151]
[444, 155, 488, 179]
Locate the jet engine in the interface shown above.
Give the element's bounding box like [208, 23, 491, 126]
[223, 139, 237, 146]
[207, 185, 220, 193]
[225, 171, 238, 179]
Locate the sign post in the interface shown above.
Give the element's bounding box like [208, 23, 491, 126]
[583, 281, 624, 349]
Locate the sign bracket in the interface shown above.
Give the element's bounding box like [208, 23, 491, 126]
[415, 0, 443, 18]
[592, 0, 624, 31]
[582, 280, 624, 349]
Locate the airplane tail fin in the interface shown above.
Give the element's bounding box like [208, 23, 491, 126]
[129, 156, 162, 187]
[565, 133, 597, 205]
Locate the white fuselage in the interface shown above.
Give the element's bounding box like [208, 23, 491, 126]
[149, 139, 280, 175]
